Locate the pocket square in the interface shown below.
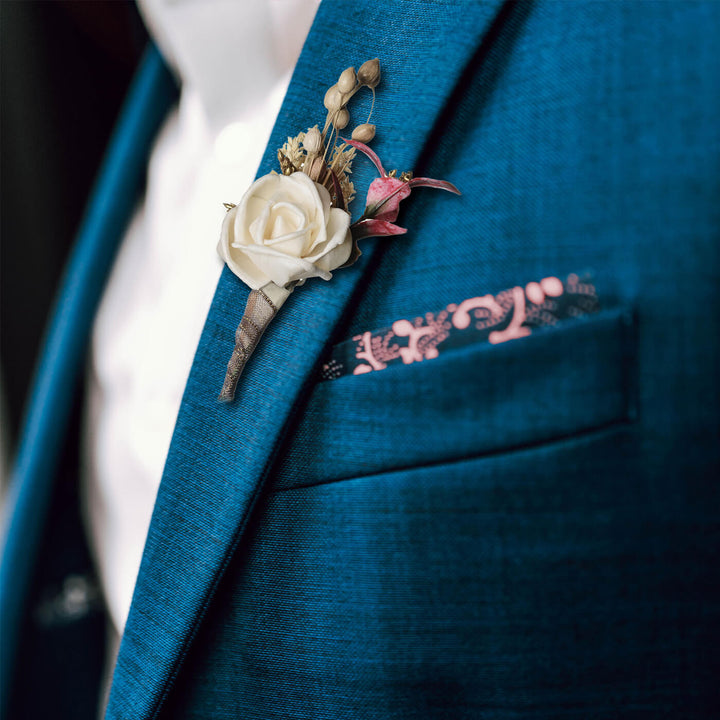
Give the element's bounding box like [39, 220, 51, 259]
[321, 273, 599, 381]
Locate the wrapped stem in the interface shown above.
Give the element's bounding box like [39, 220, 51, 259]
[219, 286, 283, 402]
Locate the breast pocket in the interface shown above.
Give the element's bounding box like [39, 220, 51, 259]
[273, 307, 637, 490]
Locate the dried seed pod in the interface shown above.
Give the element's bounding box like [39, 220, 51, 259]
[303, 126, 323, 154]
[323, 85, 344, 112]
[358, 58, 380, 88]
[337, 67, 357, 94]
[303, 155, 326, 182]
[333, 108, 350, 130]
[351, 123, 376, 143]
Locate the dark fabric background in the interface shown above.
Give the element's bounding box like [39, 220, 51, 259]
[0, 0, 146, 450]
[1, 4, 146, 714]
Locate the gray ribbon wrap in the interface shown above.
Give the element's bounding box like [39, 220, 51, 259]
[218, 288, 278, 402]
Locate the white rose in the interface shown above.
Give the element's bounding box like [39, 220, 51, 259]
[218, 172, 353, 290]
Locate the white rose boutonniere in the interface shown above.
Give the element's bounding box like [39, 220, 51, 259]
[218, 59, 460, 402]
[218, 172, 352, 290]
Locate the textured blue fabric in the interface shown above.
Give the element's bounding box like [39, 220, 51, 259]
[167, 427, 713, 718]
[0, 45, 177, 713]
[146, 1, 718, 717]
[5, 0, 719, 717]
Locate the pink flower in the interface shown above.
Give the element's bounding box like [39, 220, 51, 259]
[345, 139, 460, 239]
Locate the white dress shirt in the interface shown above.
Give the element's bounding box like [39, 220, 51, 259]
[82, 0, 319, 642]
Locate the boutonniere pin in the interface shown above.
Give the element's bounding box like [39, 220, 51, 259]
[217, 59, 460, 401]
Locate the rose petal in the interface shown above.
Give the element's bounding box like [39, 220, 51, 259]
[307, 207, 351, 259]
[288, 171, 328, 214]
[313, 229, 352, 272]
[313, 177, 333, 221]
[247, 202, 271, 244]
[239, 243, 332, 286]
[258, 202, 310, 255]
[219, 210, 272, 289]
[309, 207, 352, 270]
[305, 182, 331, 253]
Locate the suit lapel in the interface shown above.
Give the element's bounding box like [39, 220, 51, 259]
[107, 1, 507, 717]
[0, 45, 178, 713]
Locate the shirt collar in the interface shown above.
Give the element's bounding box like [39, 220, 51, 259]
[138, 0, 320, 130]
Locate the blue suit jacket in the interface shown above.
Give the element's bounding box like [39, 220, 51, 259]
[3, 1, 719, 717]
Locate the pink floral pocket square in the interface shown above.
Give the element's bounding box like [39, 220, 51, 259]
[321, 273, 599, 381]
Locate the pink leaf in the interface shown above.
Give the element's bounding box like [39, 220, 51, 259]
[342, 138, 387, 177]
[408, 177, 461, 194]
[351, 218, 408, 239]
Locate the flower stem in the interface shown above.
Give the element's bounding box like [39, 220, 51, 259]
[218, 288, 279, 402]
